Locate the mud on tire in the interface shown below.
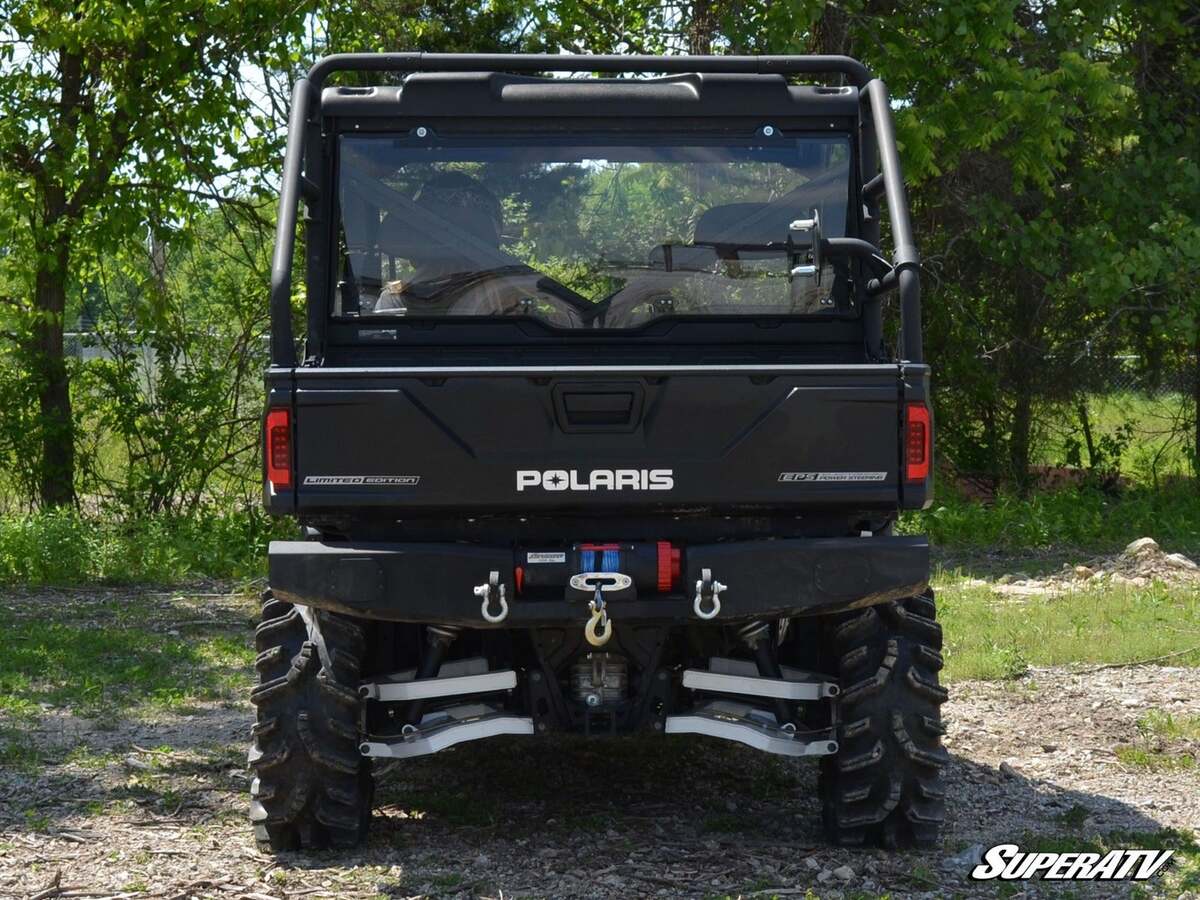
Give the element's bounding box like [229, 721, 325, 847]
[248, 590, 373, 851]
[819, 591, 948, 848]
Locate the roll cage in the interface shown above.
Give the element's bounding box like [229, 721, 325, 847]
[269, 53, 921, 367]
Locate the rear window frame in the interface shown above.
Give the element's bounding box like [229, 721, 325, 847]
[318, 117, 866, 350]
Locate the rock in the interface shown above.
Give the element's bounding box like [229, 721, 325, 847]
[805, 856, 821, 871]
[1164, 552, 1198, 570]
[1042, 744, 1058, 753]
[996, 574, 1014, 584]
[725, 799, 738, 813]
[999, 761, 1018, 779]
[945, 844, 984, 869]
[1124, 537, 1159, 557]
[832, 865, 855, 882]
[817, 869, 834, 884]
[1073, 565, 1095, 580]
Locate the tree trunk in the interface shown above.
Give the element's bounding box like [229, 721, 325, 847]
[1006, 282, 1042, 494]
[1009, 381, 1034, 494]
[32, 245, 76, 508]
[811, 3, 852, 56]
[686, 0, 717, 55]
[1193, 330, 1200, 479]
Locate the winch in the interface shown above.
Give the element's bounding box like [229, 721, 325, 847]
[570, 652, 628, 707]
[515, 541, 682, 595]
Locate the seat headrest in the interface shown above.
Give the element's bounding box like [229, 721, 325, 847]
[647, 244, 720, 271]
[692, 203, 793, 248]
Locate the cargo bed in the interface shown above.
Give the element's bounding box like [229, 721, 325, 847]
[265, 363, 928, 516]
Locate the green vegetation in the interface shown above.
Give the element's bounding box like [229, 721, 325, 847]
[1037, 393, 1196, 484]
[935, 575, 1200, 682]
[901, 482, 1200, 554]
[1113, 709, 1200, 772]
[0, 591, 254, 720]
[0, 0, 1195, 519]
[1114, 745, 1196, 772]
[0, 506, 286, 584]
[1137, 710, 1200, 742]
[1017, 829, 1200, 895]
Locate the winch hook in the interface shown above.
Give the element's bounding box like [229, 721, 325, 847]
[585, 584, 613, 647]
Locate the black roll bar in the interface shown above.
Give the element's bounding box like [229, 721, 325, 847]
[269, 78, 311, 367]
[862, 79, 922, 363]
[268, 53, 921, 367]
[307, 52, 874, 89]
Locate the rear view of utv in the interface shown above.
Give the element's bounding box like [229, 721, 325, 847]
[253, 52, 944, 852]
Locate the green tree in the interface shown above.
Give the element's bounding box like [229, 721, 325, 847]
[0, 0, 309, 506]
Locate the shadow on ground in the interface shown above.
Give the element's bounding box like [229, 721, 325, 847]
[0, 706, 1184, 898]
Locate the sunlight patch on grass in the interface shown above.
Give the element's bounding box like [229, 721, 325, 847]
[0, 597, 254, 720]
[1137, 710, 1200, 742]
[933, 574, 1200, 682]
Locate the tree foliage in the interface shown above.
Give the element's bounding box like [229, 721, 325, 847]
[0, 0, 1196, 515]
[0, 0, 310, 507]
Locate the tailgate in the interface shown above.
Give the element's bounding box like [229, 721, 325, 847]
[276, 364, 905, 513]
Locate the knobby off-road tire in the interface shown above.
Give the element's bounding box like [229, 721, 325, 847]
[248, 589, 373, 851]
[819, 591, 949, 848]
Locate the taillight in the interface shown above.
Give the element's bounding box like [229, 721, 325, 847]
[656, 541, 681, 592]
[905, 402, 931, 482]
[265, 408, 292, 489]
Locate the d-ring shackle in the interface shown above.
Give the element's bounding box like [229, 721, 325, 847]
[474, 570, 508, 623]
[694, 568, 726, 620]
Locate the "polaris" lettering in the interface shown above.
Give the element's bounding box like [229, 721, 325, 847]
[516, 469, 674, 492]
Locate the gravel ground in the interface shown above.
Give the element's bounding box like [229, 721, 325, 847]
[2, 662, 1198, 899]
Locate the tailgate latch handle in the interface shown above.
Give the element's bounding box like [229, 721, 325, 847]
[693, 568, 726, 620]
[475, 571, 508, 624]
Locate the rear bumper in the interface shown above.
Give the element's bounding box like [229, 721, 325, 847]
[268, 535, 929, 626]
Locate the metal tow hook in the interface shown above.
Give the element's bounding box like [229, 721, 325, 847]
[475, 570, 508, 624]
[586, 584, 612, 647]
[693, 568, 725, 620]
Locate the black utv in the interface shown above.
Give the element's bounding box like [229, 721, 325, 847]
[252, 52, 945, 852]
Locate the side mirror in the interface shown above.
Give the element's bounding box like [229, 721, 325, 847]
[788, 208, 823, 287]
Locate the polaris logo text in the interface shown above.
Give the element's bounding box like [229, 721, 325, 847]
[516, 469, 674, 492]
[970, 844, 1174, 882]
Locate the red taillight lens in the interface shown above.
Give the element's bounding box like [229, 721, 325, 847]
[656, 541, 681, 592]
[265, 408, 292, 489]
[905, 403, 931, 482]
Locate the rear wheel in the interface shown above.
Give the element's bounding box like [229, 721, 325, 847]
[819, 591, 948, 848]
[248, 590, 374, 851]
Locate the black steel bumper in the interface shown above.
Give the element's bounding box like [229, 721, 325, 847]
[268, 536, 929, 626]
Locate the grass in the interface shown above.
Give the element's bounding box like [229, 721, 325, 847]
[0, 590, 255, 721]
[1111, 709, 1200, 772]
[0, 505, 291, 585]
[1037, 391, 1196, 483]
[1016, 828, 1200, 895]
[0, 619, 253, 718]
[1114, 746, 1196, 772]
[900, 481, 1200, 555]
[934, 575, 1200, 682]
[1137, 709, 1200, 742]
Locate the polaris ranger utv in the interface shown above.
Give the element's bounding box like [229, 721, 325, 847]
[253, 52, 944, 852]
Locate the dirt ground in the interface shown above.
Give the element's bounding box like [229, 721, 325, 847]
[1, 576, 1199, 899]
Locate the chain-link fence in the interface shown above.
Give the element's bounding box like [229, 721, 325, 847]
[1067, 352, 1196, 398]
